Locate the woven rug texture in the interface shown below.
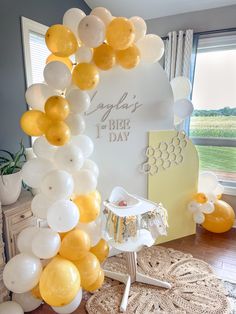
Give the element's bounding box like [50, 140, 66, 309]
[86, 246, 233, 314]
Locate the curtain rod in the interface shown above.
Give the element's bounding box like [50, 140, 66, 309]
[161, 27, 236, 40]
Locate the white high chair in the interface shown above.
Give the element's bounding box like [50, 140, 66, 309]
[103, 187, 171, 312]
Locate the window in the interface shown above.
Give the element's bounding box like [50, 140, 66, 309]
[190, 32, 236, 185]
[21, 16, 49, 87]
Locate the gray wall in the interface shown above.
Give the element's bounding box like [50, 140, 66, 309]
[0, 0, 90, 153]
[146, 5, 236, 37]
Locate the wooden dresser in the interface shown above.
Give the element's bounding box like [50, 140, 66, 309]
[2, 191, 35, 261]
[0, 201, 9, 301]
[0, 191, 48, 301]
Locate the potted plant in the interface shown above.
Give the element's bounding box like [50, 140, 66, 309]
[0, 141, 26, 205]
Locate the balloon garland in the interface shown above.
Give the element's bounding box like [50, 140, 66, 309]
[1, 6, 169, 314]
[1, 6, 198, 313]
[187, 171, 235, 233]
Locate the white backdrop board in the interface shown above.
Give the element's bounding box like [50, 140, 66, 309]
[85, 62, 174, 199]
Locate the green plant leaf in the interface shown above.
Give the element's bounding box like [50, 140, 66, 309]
[0, 156, 9, 162]
[1, 165, 12, 176]
[0, 141, 26, 176]
[0, 150, 15, 160]
[0, 162, 11, 171]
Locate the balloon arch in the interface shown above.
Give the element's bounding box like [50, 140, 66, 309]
[1, 6, 196, 314]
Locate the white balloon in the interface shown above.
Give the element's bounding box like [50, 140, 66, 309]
[31, 193, 54, 219]
[65, 84, 77, 97]
[47, 200, 79, 233]
[63, 8, 86, 36]
[173, 99, 194, 119]
[44, 61, 72, 91]
[201, 202, 215, 214]
[77, 221, 101, 246]
[66, 88, 91, 114]
[72, 134, 94, 158]
[78, 15, 105, 48]
[75, 46, 93, 63]
[187, 200, 201, 213]
[66, 114, 85, 135]
[12, 292, 42, 312]
[17, 227, 39, 254]
[206, 192, 217, 203]
[193, 211, 205, 224]
[0, 301, 24, 314]
[32, 192, 52, 214]
[3, 253, 42, 293]
[170, 76, 192, 101]
[82, 159, 99, 178]
[74, 169, 97, 195]
[54, 143, 84, 173]
[25, 83, 58, 111]
[130, 16, 147, 42]
[40, 170, 74, 201]
[198, 171, 218, 193]
[32, 228, 61, 259]
[136, 34, 164, 63]
[90, 7, 113, 26]
[33, 136, 57, 160]
[174, 115, 183, 126]
[22, 158, 54, 188]
[214, 183, 224, 196]
[52, 288, 82, 314]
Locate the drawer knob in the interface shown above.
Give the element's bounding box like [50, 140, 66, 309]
[20, 214, 25, 219]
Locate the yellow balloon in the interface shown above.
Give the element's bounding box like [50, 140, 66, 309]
[20, 110, 44, 136]
[39, 256, 81, 307]
[46, 54, 73, 70]
[73, 194, 100, 223]
[85, 268, 104, 292]
[90, 239, 109, 263]
[72, 63, 99, 90]
[31, 283, 42, 300]
[59, 229, 91, 261]
[73, 252, 100, 289]
[45, 24, 78, 57]
[106, 17, 135, 50]
[90, 190, 101, 205]
[193, 192, 208, 204]
[202, 200, 235, 233]
[45, 96, 70, 121]
[93, 43, 116, 70]
[116, 45, 140, 69]
[37, 113, 53, 133]
[45, 121, 71, 146]
[59, 230, 71, 241]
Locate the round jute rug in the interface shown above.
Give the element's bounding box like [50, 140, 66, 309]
[86, 246, 230, 314]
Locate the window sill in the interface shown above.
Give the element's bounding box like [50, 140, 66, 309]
[221, 181, 236, 196]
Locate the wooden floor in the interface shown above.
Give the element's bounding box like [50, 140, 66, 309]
[161, 226, 236, 281]
[30, 226, 236, 314]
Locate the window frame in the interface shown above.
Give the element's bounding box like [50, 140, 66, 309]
[190, 33, 236, 193]
[21, 16, 48, 87]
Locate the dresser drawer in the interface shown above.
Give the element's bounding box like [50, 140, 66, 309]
[10, 210, 33, 225]
[8, 217, 37, 259]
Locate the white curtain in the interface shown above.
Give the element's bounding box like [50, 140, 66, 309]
[164, 30, 194, 81]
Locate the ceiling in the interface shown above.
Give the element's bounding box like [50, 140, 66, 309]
[84, 0, 236, 20]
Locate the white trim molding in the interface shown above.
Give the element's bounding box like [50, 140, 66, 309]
[191, 136, 236, 148]
[221, 181, 236, 196]
[198, 32, 236, 53]
[21, 16, 48, 87]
